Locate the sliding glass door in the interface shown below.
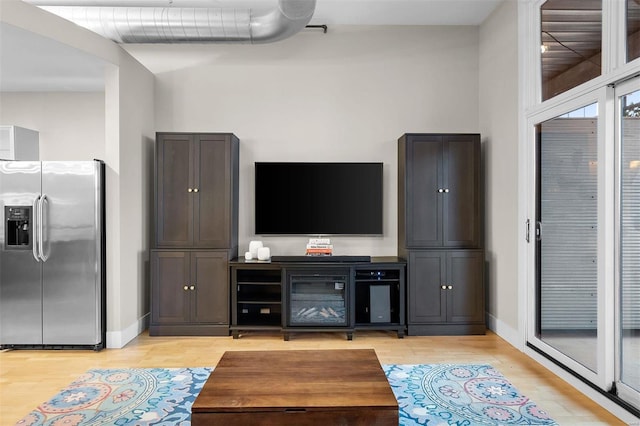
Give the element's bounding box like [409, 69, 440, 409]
[530, 82, 640, 411]
[616, 79, 640, 410]
[533, 94, 609, 387]
[524, 0, 640, 416]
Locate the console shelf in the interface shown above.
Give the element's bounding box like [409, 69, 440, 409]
[229, 257, 406, 340]
[231, 266, 283, 334]
[354, 267, 405, 338]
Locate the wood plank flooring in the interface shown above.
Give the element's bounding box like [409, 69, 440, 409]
[0, 330, 627, 425]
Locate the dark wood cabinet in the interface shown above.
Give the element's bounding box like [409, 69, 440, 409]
[155, 133, 239, 249]
[398, 133, 481, 248]
[407, 250, 484, 335]
[150, 250, 231, 335]
[398, 133, 485, 335]
[151, 132, 239, 336]
[151, 251, 190, 325]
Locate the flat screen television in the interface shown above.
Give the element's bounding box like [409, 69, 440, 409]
[255, 162, 383, 235]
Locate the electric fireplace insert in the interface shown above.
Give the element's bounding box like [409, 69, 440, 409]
[287, 270, 349, 327]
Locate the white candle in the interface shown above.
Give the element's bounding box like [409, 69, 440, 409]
[249, 240, 263, 257]
[257, 247, 271, 261]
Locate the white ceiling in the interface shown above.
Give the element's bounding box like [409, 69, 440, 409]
[0, 22, 110, 92]
[312, 0, 503, 26]
[0, 0, 502, 92]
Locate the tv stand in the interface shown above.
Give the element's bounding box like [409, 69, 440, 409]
[230, 256, 406, 340]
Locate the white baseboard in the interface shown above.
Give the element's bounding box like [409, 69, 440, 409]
[486, 312, 522, 349]
[106, 313, 149, 349]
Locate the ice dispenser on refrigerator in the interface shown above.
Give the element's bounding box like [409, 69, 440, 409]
[5, 206, 32, 249]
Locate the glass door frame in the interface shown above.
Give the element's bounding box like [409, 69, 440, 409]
[519, 0, 640, 419]
[614, 76, 640, 409]
[526, 86, 616, 392]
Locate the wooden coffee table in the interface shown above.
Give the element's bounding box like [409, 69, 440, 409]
[191, 349, 398, 425]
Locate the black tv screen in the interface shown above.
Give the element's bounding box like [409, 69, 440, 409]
[255, 162, 383, 235]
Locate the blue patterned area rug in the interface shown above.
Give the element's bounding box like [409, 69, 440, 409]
[16, 364, 557, 425]
[384, 364, 558, 425]
[15, 368, 212, 425]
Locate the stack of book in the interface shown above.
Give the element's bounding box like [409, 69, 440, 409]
[306, 238, 333, 256]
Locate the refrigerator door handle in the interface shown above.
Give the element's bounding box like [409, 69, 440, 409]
[32, 195, 41, 262]
[38, 194, 48, 262]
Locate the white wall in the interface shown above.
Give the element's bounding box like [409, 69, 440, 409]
[0, 92, 105, 161]
[147, 25, 481, 256]
[102, 56, 155, 348]
[479, 0, 520, 343]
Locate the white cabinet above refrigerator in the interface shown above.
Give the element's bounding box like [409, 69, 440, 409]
[0, 125, 39, 160]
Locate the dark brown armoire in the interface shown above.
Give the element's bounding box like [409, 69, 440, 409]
[150, 132, 239, 336]
[398, 133, 485, 335]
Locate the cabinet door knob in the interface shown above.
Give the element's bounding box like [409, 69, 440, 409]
[193, 188, 199, 193]
[447, 285, 453, 290]
[437, 188, 444, 193]
[183, 285, 189, 290]
[441, 285, 447, 290]
[444, 188, 450, 193]
[190, 285, 195, 290]
[188, 188, 193, 193]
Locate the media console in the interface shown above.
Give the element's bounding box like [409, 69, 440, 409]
[230, 256, 406, 340]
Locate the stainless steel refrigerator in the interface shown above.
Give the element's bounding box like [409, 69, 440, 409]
[0, 160, 106, 350]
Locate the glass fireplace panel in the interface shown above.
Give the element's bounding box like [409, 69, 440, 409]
[289, 273, 348, 326]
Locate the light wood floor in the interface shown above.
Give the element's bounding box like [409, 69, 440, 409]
[0, 330, 628, 425]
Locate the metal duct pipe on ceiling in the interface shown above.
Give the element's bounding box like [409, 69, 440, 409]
[24, 0, 316, 43]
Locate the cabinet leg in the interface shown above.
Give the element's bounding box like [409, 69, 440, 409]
[347, 332, 353, 341]
[232, 331, 239, 339]
[283, 333, 290, 341]
[397, 330, 405, 339]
